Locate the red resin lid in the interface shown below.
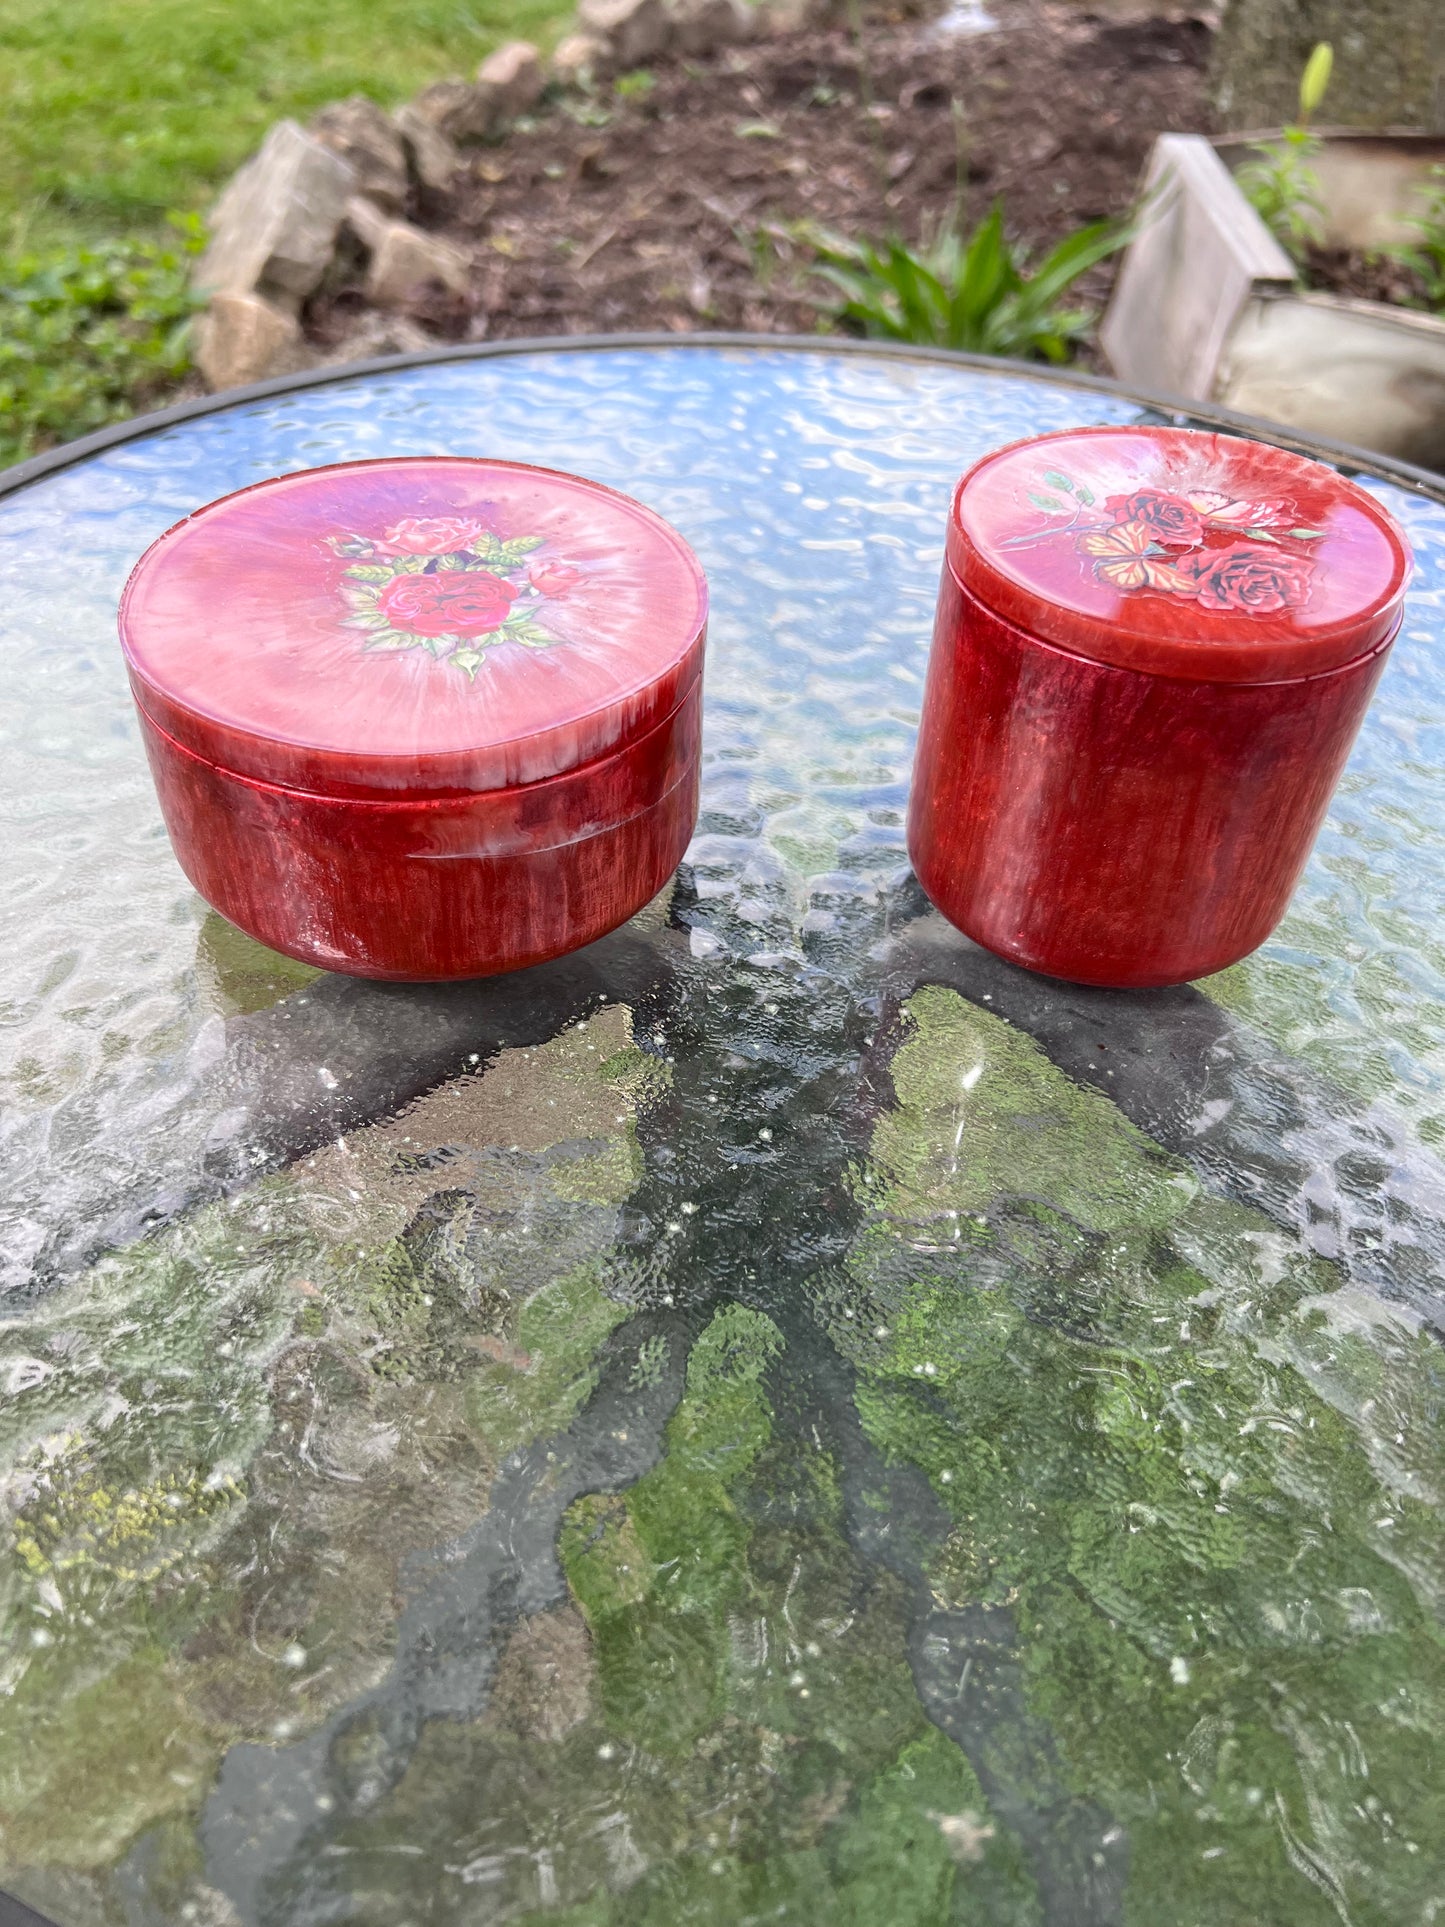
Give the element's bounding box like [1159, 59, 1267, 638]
[119, 457, 709, 797]
[947, 426, 1411, 683]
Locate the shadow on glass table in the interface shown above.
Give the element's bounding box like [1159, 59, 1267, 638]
[1, 337, 1442, 1927]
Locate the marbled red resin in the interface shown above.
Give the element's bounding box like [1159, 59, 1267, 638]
[120, 458, 708, 980]
[909, 427, 1412, 988]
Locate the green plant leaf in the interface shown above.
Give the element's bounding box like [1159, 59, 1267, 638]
[810, 199, 1129, 362]
[1299, 40, 1333, 120]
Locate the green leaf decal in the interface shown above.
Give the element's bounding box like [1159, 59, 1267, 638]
[362, 631, 422, 651]
[1244, 527, 1281, 543]
[343, 564, 394, 583]
[1288, 527, 1325, 540]
[452, 649, 483, 677]
[497, 535, 545, 563]
[1042, 470, 1074, 493]
[1074, 484, 1095, 506]
[1028, 491, 1069, 514]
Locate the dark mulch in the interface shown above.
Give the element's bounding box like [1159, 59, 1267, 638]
[1304, 243, 1431, 310]
[306, 0, 1213, 353]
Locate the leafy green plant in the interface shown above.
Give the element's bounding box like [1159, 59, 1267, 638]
[1236, 40, 1333, 263]
[1390, 164, 1445, 312]
[0, 216, 203, 468]
[809, 202, 1132, 362]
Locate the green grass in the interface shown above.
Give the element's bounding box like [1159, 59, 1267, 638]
[0, 0, 577, 257]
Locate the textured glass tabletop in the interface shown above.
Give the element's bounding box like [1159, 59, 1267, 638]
[1, 343, 1443, 1927]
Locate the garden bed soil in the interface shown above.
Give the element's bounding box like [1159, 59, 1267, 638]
[1303, 244, 1431, 310]
[306, 0, 1214, 356]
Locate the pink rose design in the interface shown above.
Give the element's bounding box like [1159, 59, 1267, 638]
[378, 569, 518, 637]
[528, 560, 581, 597]
[1103, 489, 1203, 549]
[1185, 492, 1296, 532]
[1186, 543, 1314, 614]
[384, 516, 491, 556]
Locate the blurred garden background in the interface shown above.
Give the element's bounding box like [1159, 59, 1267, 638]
[1, 0, 1441, 469]
[0, 0, 572, 253]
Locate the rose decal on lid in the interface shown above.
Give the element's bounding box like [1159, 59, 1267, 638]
[1188, 543, 1314, 614]
[377, 570, 519, 637]
[1005, 470, 1326, 617]
[325, 514, 586, 678]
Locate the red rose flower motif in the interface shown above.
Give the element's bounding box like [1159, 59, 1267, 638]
[1186, 542, 1314, 615]
[1103, 489, 1203, 549]
[384, 516, 490, 556]
[528, 559, 581, 597]
[378, 568, 518, 637]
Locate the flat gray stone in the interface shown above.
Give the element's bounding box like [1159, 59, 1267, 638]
[410, 78, 494, 145]
[551, 30, 610, 80]
[393, 102, 463, 191]
[309, 96, 409, 213]
[341, 193, 391, 253]
[668, 0, 750, 55]
[476, 40, 545, 123]
[365, 219, 471, 305]
[196, 119, 356, 305]
[194, 291, 311, 390]
[577, 0, 671, 67]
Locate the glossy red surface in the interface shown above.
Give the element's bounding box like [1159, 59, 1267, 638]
[948, 426, 1410, 682]
[121, 457, 708, 795]
[138, 688, 701, 981]
[909, 571, 1396, 988]
[119, 458, 708, 978]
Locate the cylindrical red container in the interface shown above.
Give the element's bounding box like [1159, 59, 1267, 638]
[119, 457, 708, 981]
[908, 426, 1412, 988]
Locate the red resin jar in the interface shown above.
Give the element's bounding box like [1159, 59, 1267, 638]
[119, 457, 708, 981]
[908, 426, 1412, 989]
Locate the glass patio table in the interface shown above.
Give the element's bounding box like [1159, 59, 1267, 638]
[1, 339, 1443, 1927]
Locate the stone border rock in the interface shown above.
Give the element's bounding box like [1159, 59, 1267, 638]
[192, 0, 807, 391]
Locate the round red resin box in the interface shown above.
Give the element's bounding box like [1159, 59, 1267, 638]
[908, 425, 1412, 989]
[119, 457, 708, 981]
